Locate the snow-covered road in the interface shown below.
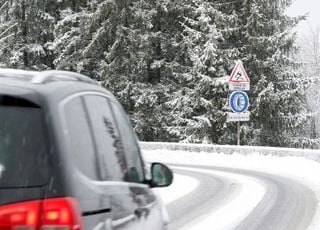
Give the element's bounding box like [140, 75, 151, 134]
[145, 149, 320, 230]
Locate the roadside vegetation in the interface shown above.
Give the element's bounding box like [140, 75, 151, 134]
[0, 0, 318, 148]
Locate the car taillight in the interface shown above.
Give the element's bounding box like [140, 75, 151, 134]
[42, 197, 82, 230]
[0, 197, 82, 230]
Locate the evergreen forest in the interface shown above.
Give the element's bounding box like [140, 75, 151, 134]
[0, 0, 318, 148]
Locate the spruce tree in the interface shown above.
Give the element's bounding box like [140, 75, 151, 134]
[51, 0, 91, 72]
[0, 0, 57, 69]
[93, 0, 175, 141]
[0, 0, 310, 147]
[164, 0, 228, 143]
[216, 0, 308, 147]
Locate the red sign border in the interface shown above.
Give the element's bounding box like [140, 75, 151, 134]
[229, 61, 250, 83]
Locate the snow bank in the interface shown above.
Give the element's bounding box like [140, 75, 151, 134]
[140, 142, 320, 162]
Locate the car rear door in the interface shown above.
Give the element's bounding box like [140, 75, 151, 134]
[62, 91, 166, 229]
[81, 94, 140, 230]
[82, 93, 166, 230]
[60, 94, 114, 230]
[107, 99, 166, 230]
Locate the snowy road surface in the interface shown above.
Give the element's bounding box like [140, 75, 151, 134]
[145, 149, 320, 230]
[165, 165, 316, 230]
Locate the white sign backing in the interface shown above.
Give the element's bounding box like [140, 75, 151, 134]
[228, 61, 250, 91]
[227, 112, 250, 122]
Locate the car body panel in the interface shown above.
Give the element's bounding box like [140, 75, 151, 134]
[0, 70, 170, 230]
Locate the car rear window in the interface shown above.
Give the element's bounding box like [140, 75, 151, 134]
[0, 95, 48, 188]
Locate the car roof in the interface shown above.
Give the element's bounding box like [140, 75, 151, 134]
[0, 69, 114, 103]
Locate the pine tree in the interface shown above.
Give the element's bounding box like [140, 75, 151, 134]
[216, 0, 308, 147]
[164, 0, 228, 143]
[91, 0, 175, 141]
[51, 0, 91, 72]
[0, 0, 16, 67]
[0, 0, 309, 147]
[0, 0, 57, 69]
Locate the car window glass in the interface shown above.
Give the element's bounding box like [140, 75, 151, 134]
[63, 96, 100, 180]
[0, 102, 47, 188]
[110, 101, 145, 183]
[83, 95, 127, 181]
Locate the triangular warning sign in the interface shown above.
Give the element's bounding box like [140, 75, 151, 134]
[229, 61, 250, 83]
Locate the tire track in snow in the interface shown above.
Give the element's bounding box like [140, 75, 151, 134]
[166, 164, 317, 230]
[165, 168, 242, 230]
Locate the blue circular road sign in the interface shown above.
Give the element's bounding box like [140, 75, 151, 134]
[229, 91, 249, 113]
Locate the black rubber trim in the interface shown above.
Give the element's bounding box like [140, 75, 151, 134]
[82, 208, 112, 216]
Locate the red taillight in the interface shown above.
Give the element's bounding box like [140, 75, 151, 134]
[0, 198, 82, 230]
[0, 199, 40, 228]
[42, 197, 82, 230]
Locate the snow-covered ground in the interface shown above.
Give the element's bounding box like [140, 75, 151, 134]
[157, 173, 199, 205]
[169, 167, 267, 230]
[144, 148, 320, 230]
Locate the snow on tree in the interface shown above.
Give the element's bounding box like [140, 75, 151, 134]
[82, 0, 172, 140]
[0, 0, 314, 148]
[50, 0, 92, 72]
[0, 0, 57, 69]
[163, 0, 228, 143]
[216, 0, 310, 147]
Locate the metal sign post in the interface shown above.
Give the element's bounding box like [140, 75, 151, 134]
[237, 121, 240, 146]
